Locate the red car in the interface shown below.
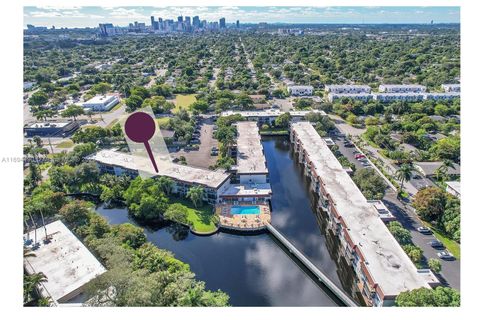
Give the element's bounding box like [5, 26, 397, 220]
[355, 154, 366, 159]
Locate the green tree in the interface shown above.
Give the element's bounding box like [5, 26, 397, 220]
[61, 104, 84, 121]
[91, 82, 112, 95]
[395, 163, 416, 196]
[428, 258, 442, 273]
[352, 168, 387, 200]
[402, 244, 423, 264]
[387, 221, 412, 245]
[395, 287, 460, 307]
[164, 203, 189, 225]
[274, 112, 292, 128]
[28, 91, 49, 106]
[59, 200, 90, 228]
[187, 186, 204, 208]
[412, 187, 448, 222]
[111, 223, 147, 249]
[125, 95, 143, 112]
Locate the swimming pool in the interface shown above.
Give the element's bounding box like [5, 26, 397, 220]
[230, 205, 260, 215]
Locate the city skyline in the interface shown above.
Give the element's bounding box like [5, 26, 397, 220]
[24, 6, 460, 29]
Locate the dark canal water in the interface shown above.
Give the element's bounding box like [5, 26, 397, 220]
[96, 136, 351, 306]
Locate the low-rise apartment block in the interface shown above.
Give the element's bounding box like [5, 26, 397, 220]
[375, 92, 425, 102]
[327, 93, 374, 102]
[88, 149, 231, 204]
[378, 84, 426, 93]
[287, 85, 314, 96]
[24, 220, 106, 304]
[424, 92, 460, 100]
[290, 122, 439, 306]
[441, 84, 461, 93]
[221, 109, 326, 126]
[325, 84, 371, 94]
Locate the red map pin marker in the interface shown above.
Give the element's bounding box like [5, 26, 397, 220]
[124, 112, 159, 173]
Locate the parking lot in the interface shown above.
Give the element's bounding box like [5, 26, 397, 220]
[330, 131, 460, 290]
[169, 116, 219, 169]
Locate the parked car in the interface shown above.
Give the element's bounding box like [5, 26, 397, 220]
[429, 240, 445, 249]
[437, 251, 455, 260]
[355, 154, 366, 159]
[417, 226, 432, 234]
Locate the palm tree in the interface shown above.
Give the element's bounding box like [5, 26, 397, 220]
[435, 159, 456, 182]
[187, 186, 204, 208]
[395, 163, 417, 197]
[158, 176, 174, 195]
[24, 272, 48, 304]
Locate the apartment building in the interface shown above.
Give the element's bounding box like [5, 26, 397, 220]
[424, 92, 460, 100]
[325, 84, 372, 94]
[375, 92, 425, 102]
[441, 84, 461, 93]
[287, 85, 314, 96]
[290, 122, 439, 306]
[221, 109, 326, 126]
[327, 93, 374, 102]
[378, 84, 426, 93]
[88, 149, 231, 204]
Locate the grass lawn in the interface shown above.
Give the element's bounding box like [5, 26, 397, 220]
[169, 197, 217, 233]
[172, 94, 197, 113]
[424, 222, 460, 259]
[156, 117, 170, 128]
[55, 140, 74, 148]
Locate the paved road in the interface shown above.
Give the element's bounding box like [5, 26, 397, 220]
[330, 133, 460, 290]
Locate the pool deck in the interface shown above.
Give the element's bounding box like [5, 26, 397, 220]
[216, 203, 271, 231]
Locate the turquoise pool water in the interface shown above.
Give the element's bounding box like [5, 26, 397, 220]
[230, 205, 260, 215]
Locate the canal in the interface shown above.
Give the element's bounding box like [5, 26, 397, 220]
[96, 136, 349, 306]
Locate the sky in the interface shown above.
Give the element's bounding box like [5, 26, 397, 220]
[23, 6, 460, 28]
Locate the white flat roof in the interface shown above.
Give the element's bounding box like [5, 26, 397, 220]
[88, 149, 230, 189]
[221, 183, 272, 197]
[24, 220, 106, 303]
[236, 122, 268, 175]
[83, 95, 117, 105]
[221, 109, 325, 118]
[291, 122, 434, 296]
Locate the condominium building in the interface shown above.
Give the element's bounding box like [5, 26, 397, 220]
[325, 84, 371, 94]
[24, 220, 106, 304]
[327, 93, 374, 102]
[441, 84, 461, 93]
[375, 92, 425, 102]
[82, 95, 119, 111]
[221, 109, 326, 126]
[290, 122, 439, 306]
[287, 85, 314, 96]
[378, 84, 426, 93]
[234, 122, 269, 184]
[88, 149, 231, 204]
[424, 92, 460, 100]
